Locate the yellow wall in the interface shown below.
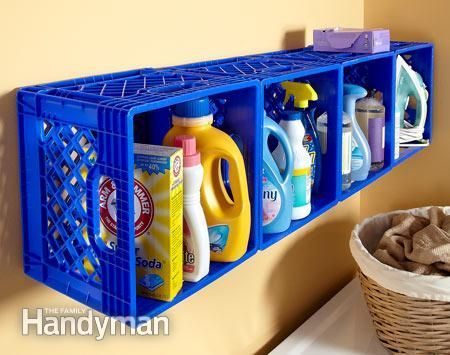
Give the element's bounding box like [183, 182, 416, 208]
[0, 1, 364, 354]
[362, 0, 450, 218]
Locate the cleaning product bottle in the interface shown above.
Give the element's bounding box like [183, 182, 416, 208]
[316, 112, 353, 191]
[343, 84, 371, 182]
[174, 135, 210, 282]
[263, 115, 294, 234]
[356, 90, 385, 171]
[281, 82, 321, 194]
[163, 97, 251, 262]
[273, 110, 312, 220]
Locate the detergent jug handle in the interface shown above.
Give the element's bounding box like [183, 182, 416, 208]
[220, 150, 246, 208]
[264, 117, 294, 185]
[204, 145, 250, 217]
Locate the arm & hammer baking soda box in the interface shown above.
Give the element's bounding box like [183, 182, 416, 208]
[97, 143, 183, 302]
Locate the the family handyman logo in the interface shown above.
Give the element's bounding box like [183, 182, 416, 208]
[22, 308, 169, 340]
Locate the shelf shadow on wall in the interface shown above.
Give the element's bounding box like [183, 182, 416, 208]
[282, 29, 306, 50]
[0, 90, 38, 302]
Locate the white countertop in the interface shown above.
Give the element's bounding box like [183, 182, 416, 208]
[270, 279, 389, 355]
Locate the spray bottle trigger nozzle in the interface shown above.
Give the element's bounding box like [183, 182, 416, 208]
[281, 82, 318, 109]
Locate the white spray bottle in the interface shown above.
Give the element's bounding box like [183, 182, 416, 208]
[174, 135, 210, 282]
[272, 110, 312, 220]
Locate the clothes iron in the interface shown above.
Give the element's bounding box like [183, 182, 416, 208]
[395, 55, 429, 158]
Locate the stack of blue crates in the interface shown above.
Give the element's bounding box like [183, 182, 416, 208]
[17, 41, 433, 321]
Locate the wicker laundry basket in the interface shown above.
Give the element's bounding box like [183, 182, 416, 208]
[350, 207, 450, 354]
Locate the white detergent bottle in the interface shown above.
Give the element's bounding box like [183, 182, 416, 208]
[174, 135, 210, 282]
[273, 110, 312, 220]
[343, 84, 371, 182]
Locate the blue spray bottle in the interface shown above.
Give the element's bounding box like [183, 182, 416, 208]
[262, 115, 294, 234]
[343, 84, 371, 181]
[281, 82, 321, 194]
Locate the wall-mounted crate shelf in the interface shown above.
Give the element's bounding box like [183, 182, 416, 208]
[17, 41, 433, 323]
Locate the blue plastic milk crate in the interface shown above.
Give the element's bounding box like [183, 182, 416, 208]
[391, 42, 434, 165]
[17, 69, 262, 321]
[17, 41, 433, 322]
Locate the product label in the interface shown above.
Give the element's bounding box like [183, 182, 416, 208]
[292, 167, 311, 207]
[351, 138, 363, 171]
[303, 134, 316, 186]
[209, 225, 229, 254]
[183, 220, 195, 273]
[99, 177, 154, 247]
[262, 175, 282, 226]
[342, 131, 352, 175]
[173, 156, 182, 177]
[368, 117, 385, 163]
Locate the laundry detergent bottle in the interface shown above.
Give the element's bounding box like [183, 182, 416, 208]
[281, 82, 321, 194]
[343, 84, 371, 182]
[163, 97, 251, 262]
[273, 110, 312, 220]
[174, 135, 210, 282]
[262, 115, 294, 234]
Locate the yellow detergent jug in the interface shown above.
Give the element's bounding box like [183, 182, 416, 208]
[163, 97, 251, 262]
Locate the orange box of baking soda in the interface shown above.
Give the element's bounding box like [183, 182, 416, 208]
[98, 144, 183, 302]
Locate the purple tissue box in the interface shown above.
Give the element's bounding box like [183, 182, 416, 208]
[313, 28, 390, 54]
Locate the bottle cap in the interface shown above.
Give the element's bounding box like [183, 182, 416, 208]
[343, 83, 367, 97]
[280, 110, 302, 121]
[173, 97, 211, 118]
[174, 135, 201, 167]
